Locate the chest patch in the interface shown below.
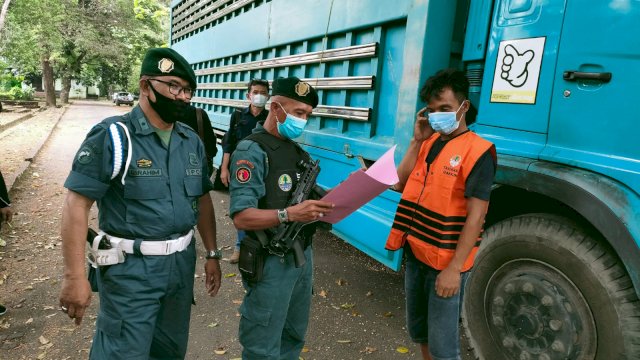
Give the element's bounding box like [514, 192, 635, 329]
[189, 153, 200, 166]
[449, 155, 462, 168]
[278, 174, 293, 192]
[236, 167, 251, 183]
[137, 158, 152, 168]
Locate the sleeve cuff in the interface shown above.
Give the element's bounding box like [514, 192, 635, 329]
[64, 170, 110, 200]
[229, 195, 258, 218]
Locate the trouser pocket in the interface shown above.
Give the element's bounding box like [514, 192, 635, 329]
[238, 236, 266, 283]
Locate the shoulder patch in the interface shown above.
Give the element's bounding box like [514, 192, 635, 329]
[77, 146, 94, 164]
[236, 159, 254, 169]
[235, 167, 252, 183]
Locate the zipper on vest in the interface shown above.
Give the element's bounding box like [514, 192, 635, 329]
[405, 165, 431, 240]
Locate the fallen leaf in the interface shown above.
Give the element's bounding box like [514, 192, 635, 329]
[383, 311, 394, 317]
[214, 347, 227, 355]
[232, 299, 243, 305]
[365, 291, 373, 297]
[396, 346, 409, 354]
[340, 303, 355, 309]
[362, 346, 377, 354]
[43, 306, 55, 310]
[336, 278, 346, 286]
[25, 318, 33, 324]
[0, 237, 5, 246]
[318, 290, 327, 298]
[337, 339, 352, 344]
[39, 335, 50, 345]
[224, 273, 237, 278]
[301, 346, 310, 353]
[37, 352, 46, 359]
[207, 322, 219, 328]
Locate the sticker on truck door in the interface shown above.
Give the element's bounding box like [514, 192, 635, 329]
[491, 37, 546, 104]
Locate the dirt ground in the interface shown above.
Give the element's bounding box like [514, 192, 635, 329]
[0, 101, 475, 360]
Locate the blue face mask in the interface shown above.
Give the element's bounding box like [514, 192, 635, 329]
[275, 102, 307, 139]
[428, 102, 465, 135]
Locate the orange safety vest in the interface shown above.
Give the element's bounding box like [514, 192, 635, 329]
[386, 131, 495, 271]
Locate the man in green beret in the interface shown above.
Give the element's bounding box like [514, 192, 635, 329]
[58, 47, 222, 359]
[229, 76, 334, 359]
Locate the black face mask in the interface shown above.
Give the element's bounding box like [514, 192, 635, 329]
[146, 81, 189, 124]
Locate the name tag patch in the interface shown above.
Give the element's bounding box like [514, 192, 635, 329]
[186, 168, 202, 176]
[128, 168, 162, 177]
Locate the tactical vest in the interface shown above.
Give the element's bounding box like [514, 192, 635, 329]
[244, 132, 314, 241]
[385, 132, 495, 271]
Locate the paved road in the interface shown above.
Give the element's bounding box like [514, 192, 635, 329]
[0, 102, 474, 359]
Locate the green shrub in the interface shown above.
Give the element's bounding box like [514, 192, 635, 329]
[0, 85, 34, 100]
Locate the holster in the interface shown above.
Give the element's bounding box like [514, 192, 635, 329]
[86, 228, 126, 292]
[86, 229, 99, 292]
[238, 235, 266, 284]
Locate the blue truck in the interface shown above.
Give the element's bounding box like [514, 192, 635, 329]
[170, 0, 640, 358]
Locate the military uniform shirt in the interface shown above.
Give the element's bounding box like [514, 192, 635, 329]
[228, 123, 271, 217]
[222, 107, 268, 154]
[64, 105, 213, 239]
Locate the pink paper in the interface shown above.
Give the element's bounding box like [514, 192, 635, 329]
[320, 146, 398, 224]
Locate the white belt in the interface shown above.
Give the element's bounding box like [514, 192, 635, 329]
[105, 229, 194, 256]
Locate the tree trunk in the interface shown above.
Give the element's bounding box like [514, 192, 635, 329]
[0, 0, 11, 35]
[60, 75, 71, 104]
[42, 58, 56, 107]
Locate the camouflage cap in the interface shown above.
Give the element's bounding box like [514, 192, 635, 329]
[271, 77, 318, 108]
[140, 47, 197, 89]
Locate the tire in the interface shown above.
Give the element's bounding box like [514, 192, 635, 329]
[115, 102, 120, 106]
[463, 214, 640, 360]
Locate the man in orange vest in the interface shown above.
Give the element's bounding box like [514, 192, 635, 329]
[386, 69, 496, 360]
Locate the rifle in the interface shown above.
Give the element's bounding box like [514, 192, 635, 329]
[268, 159, 321, 267]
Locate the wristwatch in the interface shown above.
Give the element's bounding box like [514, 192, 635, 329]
[277, 208, 289, 223]
[205, 249, 223, 260]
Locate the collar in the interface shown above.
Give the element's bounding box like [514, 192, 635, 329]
[129, 105, 190, 138]
[253, 121, 268, 134]
[437, 129, 471, 143]
[243, 106, 268, 118]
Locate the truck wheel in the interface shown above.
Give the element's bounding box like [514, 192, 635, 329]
[463, 214, 640, 360]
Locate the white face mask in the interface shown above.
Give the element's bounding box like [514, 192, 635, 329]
[428, 102, 465, 135]
[251, 94, 268, 108]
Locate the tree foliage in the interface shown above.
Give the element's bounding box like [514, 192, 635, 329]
[0, 0, 170, 104]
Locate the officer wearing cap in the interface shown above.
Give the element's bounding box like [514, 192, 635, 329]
[59, 47, 222, 359]
[229, 77, 334, 359]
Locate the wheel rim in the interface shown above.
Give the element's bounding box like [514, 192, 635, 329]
[484, 259, 597, 359]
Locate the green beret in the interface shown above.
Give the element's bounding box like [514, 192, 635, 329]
[140, 48, 197, 89]
[271, 77, 319, 108]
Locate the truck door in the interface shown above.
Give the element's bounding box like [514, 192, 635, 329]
[543, 1, 640, 192]
[475, 0, 567, 156]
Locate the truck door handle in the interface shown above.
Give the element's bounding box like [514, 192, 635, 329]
[563, 71, 612, 83]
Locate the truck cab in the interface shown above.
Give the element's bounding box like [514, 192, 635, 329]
[170, 0, 640, 357]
